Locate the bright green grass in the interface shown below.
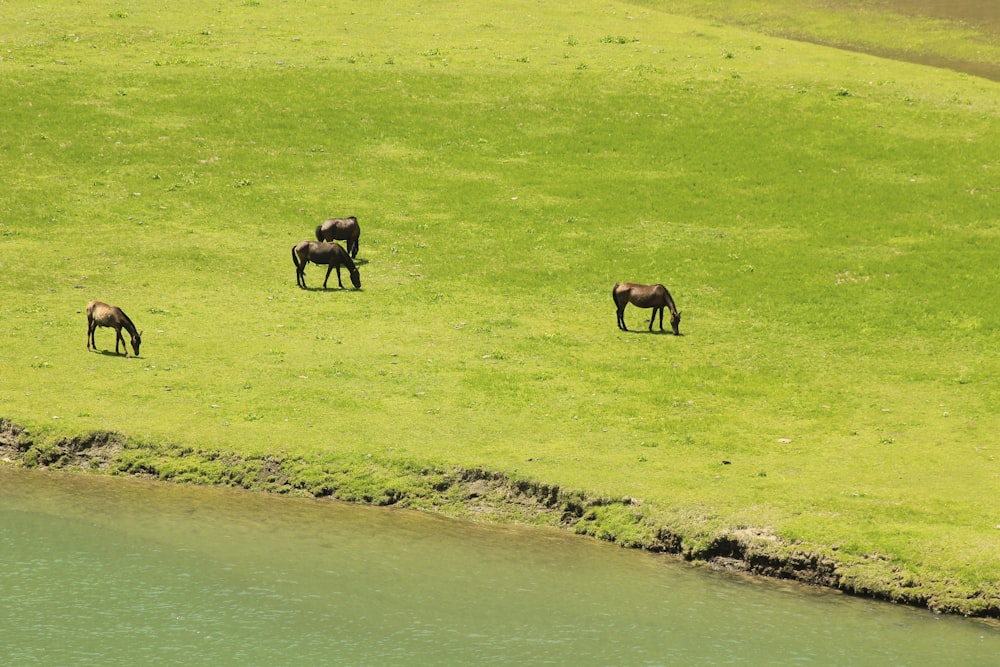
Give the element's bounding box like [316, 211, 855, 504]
[2, 0, 998, 611]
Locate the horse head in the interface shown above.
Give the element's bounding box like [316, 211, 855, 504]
[670, 312, 682, 336]
[130, 330, 143, 356]
[349, 269, 362, 289]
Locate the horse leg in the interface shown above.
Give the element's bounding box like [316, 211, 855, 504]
[657, 306, 665, 331]
[294, 255, 306, 288]
[617, 304, 628, 331]
[335, 265, 344, 288]
[323, 264, 334, 289]
[87, 319, 95, 350]
[292, 246, 302, 288]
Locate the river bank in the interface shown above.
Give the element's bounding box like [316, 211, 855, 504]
[2, 418, 996, 619]
[10, 463, 1000, 664]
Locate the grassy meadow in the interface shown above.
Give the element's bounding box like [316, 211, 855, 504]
[1, 1, 998, 614]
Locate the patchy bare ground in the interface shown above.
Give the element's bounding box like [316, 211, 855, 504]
[1, 418, 996, 619]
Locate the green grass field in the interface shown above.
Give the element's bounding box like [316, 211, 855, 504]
[2, 0, 998, 615]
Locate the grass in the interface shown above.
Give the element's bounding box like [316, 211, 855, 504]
[1, 0, 998, 615]
[638, 0, 1000, 81]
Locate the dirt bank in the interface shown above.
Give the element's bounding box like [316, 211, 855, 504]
[1, 418, 996, 619]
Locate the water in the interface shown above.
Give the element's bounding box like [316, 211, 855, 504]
[1, 468, 997, 666]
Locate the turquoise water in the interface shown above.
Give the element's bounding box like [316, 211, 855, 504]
[1, 468, 997, 665]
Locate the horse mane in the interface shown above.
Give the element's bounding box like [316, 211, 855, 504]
[342, 249, 358, 273]
[120, 309, 139, 337]
[660, 285, 679, 316]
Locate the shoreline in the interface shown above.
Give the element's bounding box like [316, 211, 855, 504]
[3, 418, 997, 620]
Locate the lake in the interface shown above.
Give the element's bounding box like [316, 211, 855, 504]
[2, 467, 997, 665]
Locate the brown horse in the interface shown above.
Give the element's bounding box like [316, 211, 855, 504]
[292, 241, 361, 290]
[87, 301, 142, 357]
[315, 216, 361, 258]
[612, 282, 681, 334]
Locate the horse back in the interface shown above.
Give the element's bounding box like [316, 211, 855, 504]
[304, 240, 349, 264]
[87, 301, 134, 331]
[319, 216, 360, 240]
[293, 240, 314, 263]
[615, 282, 666, 308]
[87, 300, 116, 323]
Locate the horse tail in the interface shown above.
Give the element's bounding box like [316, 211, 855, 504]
[291, 244, 301, 269]
[612, 282, 622, 304]
[314, 224, 324, 242]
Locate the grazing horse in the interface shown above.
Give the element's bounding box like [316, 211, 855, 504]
[292, 240, 361, 290]
[87, 301, 142, 357]
[315, 216, 361, 258]
[612, 282, 682, 335]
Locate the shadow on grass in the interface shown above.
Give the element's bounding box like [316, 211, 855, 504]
[297, 286, 363, 292]
[90, 349, 139, 358]
[619, 329, 684, 336]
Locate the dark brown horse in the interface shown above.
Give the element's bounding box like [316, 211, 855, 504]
[612, 282, 681, 334]
[292, 240, 361, 290]
[87, 300, 142, 357]
[315, 216, 361, 258]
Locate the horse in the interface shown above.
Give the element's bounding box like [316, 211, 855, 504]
[86, 301, 142, 357]
[612, 282, 682, 335]
[315, 216, 361, 258]
[292, 240, 361, 290]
